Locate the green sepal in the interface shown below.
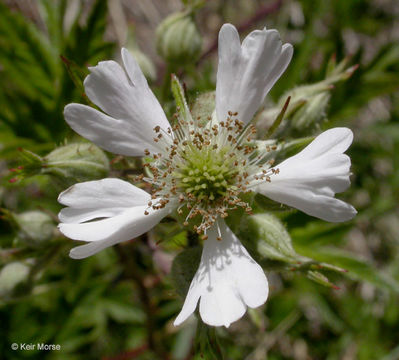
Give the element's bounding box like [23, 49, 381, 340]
[171, 74, 192, 124]
[190, 91, 215, 126]
[18, 148, 43, 166]
[265, 96, 291, 139]
[250, 136, 313, 166]
[60, 54, 89, 95]
[194, 320, 225, 360]
[171, 246, 201, 298]
[253, 194, 292, 213]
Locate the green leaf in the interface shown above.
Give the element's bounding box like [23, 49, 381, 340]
[195, 321, 225, 360]
[172, 319, 197, 360]
[291, 220, 352, 247]
[235, 213, 346, 288]
[306, 270, 339, 289]
[245, 213, 299, 263]
[295, 245, 399, 293]
[102, 299, 145, 324]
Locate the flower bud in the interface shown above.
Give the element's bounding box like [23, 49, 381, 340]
[291, 91, 330, 130]
[42, 142, 109, 184]
[256, 56, 358, 134]
[12, 210, 55, 246]
[0, 262, 30, 297]
[156, 12, 202, 64]
[12, 143, 109, 185]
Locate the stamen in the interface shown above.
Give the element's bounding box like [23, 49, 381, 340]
[143, 111, 269, 234]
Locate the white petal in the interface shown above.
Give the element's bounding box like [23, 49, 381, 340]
[174, 220, 268, 327]
[59, 205, 157, 241]
[294, 127, 354, 160]
[255, 128, 357, 222]
[64, 104, 157, 156]
[57, 178, 173, 259]
[58, 178, 150, 209]
[58, 178, 150, 223]
[62, 205, 170, 259]
[65, 48, 171, 156]
[59, 206, 128, 224]
[216, 24, 293, 125]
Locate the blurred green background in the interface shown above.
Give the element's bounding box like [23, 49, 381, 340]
[0, 0, 399, 359]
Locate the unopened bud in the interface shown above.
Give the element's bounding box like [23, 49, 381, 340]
[292, 91, 330, 130]
[12, 210, 55, 246]
[14, 143, 109, 185]
[156, 12, 202, 64]
[0, 262, 30, 297]
[43, 142, 109, 183]
[256, 57, 357, 134]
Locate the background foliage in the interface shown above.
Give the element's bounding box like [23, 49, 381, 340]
[0, 0, 398, 359]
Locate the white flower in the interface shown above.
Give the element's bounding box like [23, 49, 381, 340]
[59, 23, 356, 327]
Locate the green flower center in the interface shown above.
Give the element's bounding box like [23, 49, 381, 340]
[174, 144, 238, 203]
[142, 114, 274, 235]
